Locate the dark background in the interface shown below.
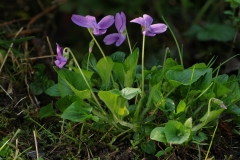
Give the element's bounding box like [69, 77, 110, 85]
[1, 0, 240, 73]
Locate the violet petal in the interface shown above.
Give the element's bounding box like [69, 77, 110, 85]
[130, 17, 145, 25]
[56, 55, 67, 62]
[143, 14, 153, 25]
[115, 12, 126, 33]
[56, 43, 63, 56]
[145, 32, 156, 36]
[116, 34, 126, 46]
[103, 33, 119, 45]
[55, 55, 67, 68]
[71, 14, 94, 28]
[150, 24, 167, 34]
[98, 15, 114, 29]
[93, 29, 107, 35]
[55, 60, 66, 69]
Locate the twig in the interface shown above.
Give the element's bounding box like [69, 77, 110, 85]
[27, 55, 56, 60]
[0, 85, 13, 100]
[0, 18, 30, 27]
[25, 74, 35, 106]
[24, 0, 68, 56]
[46, 36, 55, 64]
[6, 28, 42, 38]
[13, 139, 19, 160]
[14, 96, 27, 108]
[33, 130, 39, 160]
[0, 27, 23, 73]
[26, 0, 68, 29]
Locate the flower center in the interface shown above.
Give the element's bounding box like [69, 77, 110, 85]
[92, 22, 100, 34]
[144, 21, 151, 32]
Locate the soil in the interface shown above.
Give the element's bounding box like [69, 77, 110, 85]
[0, 96, 240, 160]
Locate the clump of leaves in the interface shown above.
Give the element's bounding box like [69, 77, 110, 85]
[29, 63, 54, 95]
[41, 11, 240, 158]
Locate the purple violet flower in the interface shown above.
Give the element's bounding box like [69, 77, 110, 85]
[71, 14, 114, 36]
[130, 14, 167, 36]
[103, 12, 126, 46]
[55, 43, 67, 69]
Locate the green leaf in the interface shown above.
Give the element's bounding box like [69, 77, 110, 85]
[165, 98, 175, 112]
[152, 90, 175, 112]
[140, 140, 156, 155]
[197, 23, 235, 42]
[184, 117, 193, 129]
[184, 24, 203, 36]
[164, 120, 191, 144]
[150, 127, 167, 143]
[237, 68, 240, 79]
[228, 104, 240, 116]
[199, 108, 225, 122]
[225, 75, 240, 104]
[155, 150, 165, 157]
[234, 0, 240, 4]
[224, 10, 234, 15]
[121, 87, 141, 100]
[191, 68, 212, 90]
[165, 146, 173, 153]
[176, 100, 186, 114]
[150, 69, 164, 86]
[192, 132, 208, 143]
[185, 23, 236, 41]
[29, 82, 44, 95]
[123, 48, 139, 87]
[43, 80, 55, 89]
[166, 68, 209, 87]
[213, 81, 231, 97]
[56, 68, 89, 90]
[96, 56, 114, 89]
[61, 101, 92, 122]
[193, 108, 225, 131]
[58, 75, 74, 97]
[190, 63, 207, 69]
[72, 67, 94, 82]
[39, 102, 56, 119]
[45, 84, 61, 97]
[214, 74, 229, 84]
[152, 90, 165, 109]
[55, 68, 91, 99]
[56, 95, 83, 112]
[98, 90, 129, 120]
[123, 48, 139, 71]
[0, 36, 34, 44]
[164, 58, 179, 71]
[0, 139, 10, 157]
[82, 53, 98, 72]
[112, 62, 126, 85]
[110, 51, 125, 63]
[33, 63, 46, 73]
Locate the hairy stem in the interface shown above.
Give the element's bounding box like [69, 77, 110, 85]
[141, 34, 146, 97]
[65, 48, 106, 115]
[88, 29, 106, 60]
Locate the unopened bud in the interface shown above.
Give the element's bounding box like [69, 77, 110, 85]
[212, 98, 227, 109]
[89, 39, 94, 53]
[63, 48, 70, 60]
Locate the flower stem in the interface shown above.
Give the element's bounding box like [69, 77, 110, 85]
[87, 29, 117, 89]
[65, 48, 106, 115]
[141, 34, 146, 97]
[88, 29, 107, 60]
[125, 29, 132, 54]
[162, 16, 184, 67]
